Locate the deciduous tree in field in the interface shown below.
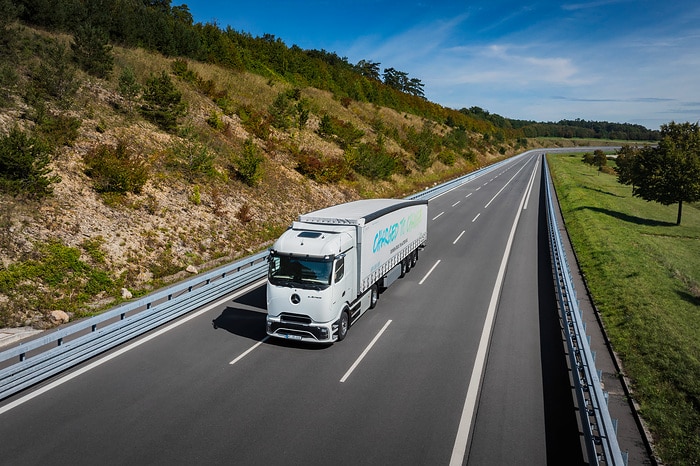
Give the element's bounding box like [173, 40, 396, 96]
[618, 122, 700, 225]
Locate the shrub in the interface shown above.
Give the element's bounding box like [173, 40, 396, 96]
[317, 114, 364, 149]
[166, 141, 219, 182]
[347, 142, 396, 180]
[71, 25, 114, 79]
[28, 41, 79, 109]
[83, 141, 148, 194]
[0, 241, 115, 318]
[206, 111, 225, 131]
[234, 138, 264, 186]
[34, 110, 81, 148]
[171, 58, 197, 84]
[238, 106, 270, 140]
[140, 71, 186, 132]
[118, 67, 140, 113]
[0, 127, 60, 199]
[0, 64, 18, 108]
[269, 91, 294, 130]
[235, 204, 253, 224]
[295, 150, 349, 183]
[437, 149, 457, 166]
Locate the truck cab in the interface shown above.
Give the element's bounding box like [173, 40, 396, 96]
[267, 225, 357, 342]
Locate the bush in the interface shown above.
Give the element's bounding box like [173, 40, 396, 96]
[206, 111, 225, 131]
[34, 109, 81, 148]
[71, 25, 114, 79]
[0, 127, 60, 199]
[83, 141, 148, 194]
[234, 138, 264, 186]
[269, 91, 294, 130]
[295, 150, 349, 183]
[347, 142, 396, 180]
[118, 67, 140, 113]
[140, 71, 186, 132]
[437, 149, 456, 166]
[166, 141, 219, 182]
[317, 114, 364, 149]
[0, 241, 115, 319]
[238, 106, 270, 140]
[170, 58, 197, 84]
[28, 41, 79, 109]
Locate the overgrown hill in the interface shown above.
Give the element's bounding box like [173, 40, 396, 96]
[0, 17, 607, 329]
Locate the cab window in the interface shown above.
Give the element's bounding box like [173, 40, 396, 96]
[334, 257, 345, 282]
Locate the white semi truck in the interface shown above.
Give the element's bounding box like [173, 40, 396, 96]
[266, 198, 428, 343]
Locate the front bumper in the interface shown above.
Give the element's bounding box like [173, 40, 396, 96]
[266, 316, 336, 343]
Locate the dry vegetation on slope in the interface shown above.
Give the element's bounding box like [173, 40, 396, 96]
[0, 26, 546, 329]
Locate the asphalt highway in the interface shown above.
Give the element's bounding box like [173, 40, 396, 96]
[0, 154, 586, 465]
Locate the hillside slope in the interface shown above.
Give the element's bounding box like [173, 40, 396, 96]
[0, 24, 565, 328]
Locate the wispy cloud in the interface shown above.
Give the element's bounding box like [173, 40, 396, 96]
[561, 0, 632, 11]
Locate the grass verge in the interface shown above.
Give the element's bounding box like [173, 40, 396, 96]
[548, 153, 700, 464]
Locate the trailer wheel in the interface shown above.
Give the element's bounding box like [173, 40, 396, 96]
[337, 310, 349, 341]
[411, 249, 418, 267]
[369, 284, 379, 309]
[399, 259, 407, 278]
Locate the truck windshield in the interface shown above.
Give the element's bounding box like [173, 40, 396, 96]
[268, 255, 333, 289]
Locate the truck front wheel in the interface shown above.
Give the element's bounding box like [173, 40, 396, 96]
[369, 284, 379, 309]
[337, 310, 349, 341]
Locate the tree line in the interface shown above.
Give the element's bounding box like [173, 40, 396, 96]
[461, 107, 659, 141]
[5, 0, 658, 141]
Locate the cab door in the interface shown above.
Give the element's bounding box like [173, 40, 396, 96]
[331, 255, 349, 309]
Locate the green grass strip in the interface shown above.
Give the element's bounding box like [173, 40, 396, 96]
[548, 153, 700, 465]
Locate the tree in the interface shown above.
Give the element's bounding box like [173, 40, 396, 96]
[614, 145, 637, 187]
[117, 67, 140, 113]
[0, 127, 60, 198]
[140, 71, 185, 132]
[623, 122, 700, 225]
[71, 24, 114, 79]
[355, 60, 380, 80]
[593, 149, 607, 172]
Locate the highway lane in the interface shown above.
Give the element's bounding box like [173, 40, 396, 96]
[0, 154, 583, 465]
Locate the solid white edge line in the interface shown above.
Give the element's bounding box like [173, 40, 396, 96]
[453, 231, 466, 245]
[340, 319, 392, 383]
[448, 162, 531, 466]
[0, 278, 268, 416]
[418, 260, 441, 285]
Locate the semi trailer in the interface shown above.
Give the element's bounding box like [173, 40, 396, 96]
[266, 198, 428, 343]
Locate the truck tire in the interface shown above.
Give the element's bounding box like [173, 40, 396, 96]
[337, 310, 349, 341]
[369, 284, 379, 309]
[411, 249, 418, 267]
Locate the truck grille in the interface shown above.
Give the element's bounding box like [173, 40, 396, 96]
[279, 313, 312, 324]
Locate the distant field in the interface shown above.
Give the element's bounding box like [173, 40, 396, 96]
[547, 153, 700, 465]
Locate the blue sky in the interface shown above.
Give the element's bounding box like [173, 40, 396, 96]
[178, 1, 700, 130]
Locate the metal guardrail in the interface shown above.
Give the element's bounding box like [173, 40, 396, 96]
[543, 155, 626, 465]
[0, 251, 268, 400]
[1, 147, 627, 466]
